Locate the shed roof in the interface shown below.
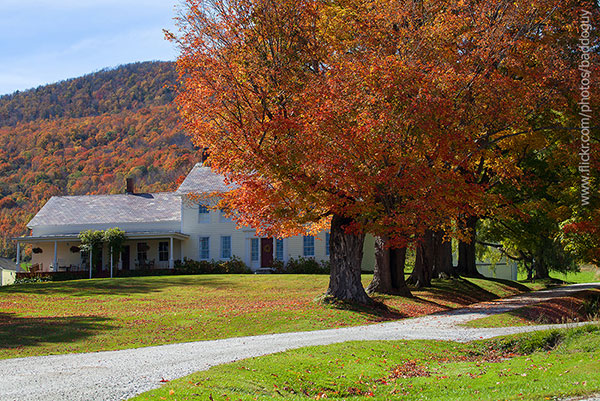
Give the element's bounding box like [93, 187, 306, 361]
[27, 192, 180, 228]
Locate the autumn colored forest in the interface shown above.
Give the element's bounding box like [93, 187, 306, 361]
[0, 61, 197, 257]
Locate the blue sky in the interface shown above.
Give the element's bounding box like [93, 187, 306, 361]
[0, 0, 180, 96]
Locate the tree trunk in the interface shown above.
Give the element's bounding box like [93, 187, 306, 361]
[366, 236, 392, 294]
[457, 216, 482, 277]
[533, 257, 550, 280]
[526, 263, 534, 281]
[390, 246, 411, 296]
[367, 236, 411, 296]
[432, 231, 453, 278]
[93, 244, 103, 276]
[407, 230, 434, 288]
[324, 214, 372, 304]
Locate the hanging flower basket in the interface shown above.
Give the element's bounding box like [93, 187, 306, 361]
[70, 246, 81, 253]
[32, 247, 43, 254]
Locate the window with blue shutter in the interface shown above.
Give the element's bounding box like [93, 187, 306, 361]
[275, 239, 284, 261]
[251, 238, 259, 261]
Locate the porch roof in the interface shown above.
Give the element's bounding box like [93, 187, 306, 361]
[14, 231, 190, 243]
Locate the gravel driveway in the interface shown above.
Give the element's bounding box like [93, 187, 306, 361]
[1, 282, 598, 401]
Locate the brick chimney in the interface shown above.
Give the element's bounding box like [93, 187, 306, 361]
[201, 147, 210, 165]
[126, 178, 135, 194]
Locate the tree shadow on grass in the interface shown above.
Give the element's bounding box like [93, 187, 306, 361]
[412, 278, 503, 307]
[317, 278, 528, 322]
[358, 277, 545, 321]
[0, 275, 244, 297]
[484, 277, 542, 292]
[0, 312, 115, 351]
[317, 296, 409, 321]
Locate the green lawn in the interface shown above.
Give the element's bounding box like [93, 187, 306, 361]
[131, 324, 600, 401]
[0, 274, 540, 359]
[517, 264, 600, 284]
[554, 265, 600, 283]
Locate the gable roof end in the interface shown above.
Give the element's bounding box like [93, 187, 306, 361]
[175, 163, 235, 195]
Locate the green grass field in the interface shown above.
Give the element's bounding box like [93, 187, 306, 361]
[554, 265, 600, 283]
[517, 264, 600, 284]
[0, 274, 539, 359]
[131, 324, 600, 401]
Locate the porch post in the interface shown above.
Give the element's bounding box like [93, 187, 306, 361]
[89, 250, 93, 279]
[110, 246, 113, 278]
[53, 241, 58, 272]
[16, 242, 21, 272]
[272, 238, 276, 262]
[169, 237, 174, 269]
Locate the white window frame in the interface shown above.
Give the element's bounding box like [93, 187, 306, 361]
[219, 209, 233, 223]
[158, 241, 169, 262]
[137, 242, 148, 263]
[198, 204, 210, 223]
[199, 237, 210, 260]
[221, 236, 232, 259]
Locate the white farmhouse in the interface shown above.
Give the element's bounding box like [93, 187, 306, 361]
[15, 163, 375, 275]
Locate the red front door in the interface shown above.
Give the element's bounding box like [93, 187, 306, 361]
[260, 238, 273, 267]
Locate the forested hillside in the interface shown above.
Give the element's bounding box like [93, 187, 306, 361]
[0, 61, 197, 258]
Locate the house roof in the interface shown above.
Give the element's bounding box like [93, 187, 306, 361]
[0, 257, 15, 270]
[15, 231, 190, 242]
[175, 163, 235, 195]
[27, 192, 181, 228]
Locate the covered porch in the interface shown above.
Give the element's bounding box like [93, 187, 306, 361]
[14, 231, 189, 276]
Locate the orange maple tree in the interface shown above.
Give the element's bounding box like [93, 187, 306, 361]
[172, 0, 591, 301]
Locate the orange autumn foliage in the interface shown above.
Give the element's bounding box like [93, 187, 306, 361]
[0, 62, 197, 258]
[172, 0, 584, 248]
